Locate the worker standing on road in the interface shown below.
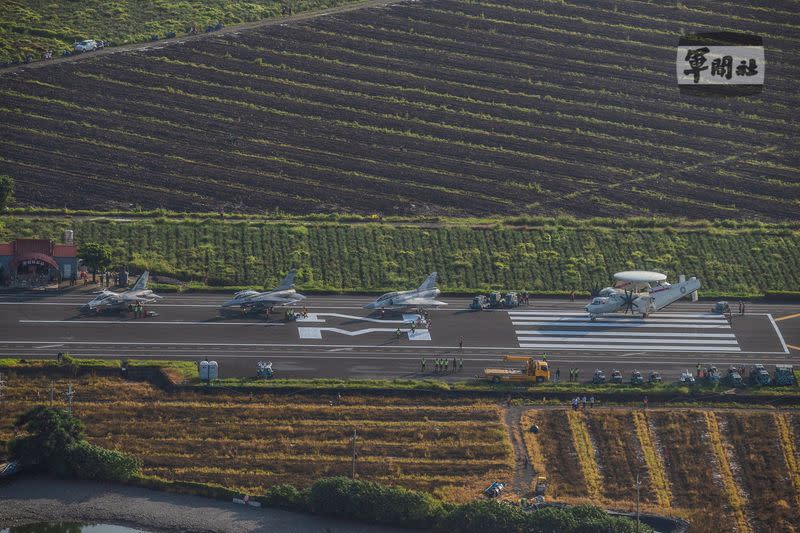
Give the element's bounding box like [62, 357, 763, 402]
[696, 363, 701, 377]
[459, 336, 463, 353]
[421, 358, 426, 372]
[575, 368, 580, 382]
[395, 327, 401, 339]
[459, 358, 463, 371]
[555, 368, 560, 382]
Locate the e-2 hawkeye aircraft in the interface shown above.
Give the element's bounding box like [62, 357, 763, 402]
[80, 271, 162, 314]
[363, 272, 447, 311]
[585, 270, 700, 320]
[220, 270, 304, 314]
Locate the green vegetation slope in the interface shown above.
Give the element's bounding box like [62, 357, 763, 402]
[0, 0, 355, 63]
[2, 216, 797, 296]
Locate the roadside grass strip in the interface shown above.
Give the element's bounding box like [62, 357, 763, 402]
[633, 411, 672, 509]
[775, 413, 800, 510]
[566, 410, 603, 502]
[704, 412, 751, 533]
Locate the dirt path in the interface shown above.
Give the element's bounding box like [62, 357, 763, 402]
[504, 405, 536, 498]
[0, 0, 402, 76]
[0, 477, 412, 532]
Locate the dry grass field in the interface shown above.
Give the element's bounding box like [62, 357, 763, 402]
[3, 374, 799, 533]
[0, 375, 512, 502]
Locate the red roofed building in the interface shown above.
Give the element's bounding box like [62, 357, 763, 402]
[0, 238, 77, 287]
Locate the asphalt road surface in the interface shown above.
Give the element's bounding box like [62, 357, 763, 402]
[1, 293, 797, 381]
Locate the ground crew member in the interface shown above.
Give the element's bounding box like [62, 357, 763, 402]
[395, 327, 401, 339]
[542, 354, 547, 362]
[411, 322, 416, 333]
[459, 336, 463, 352]
[459, 358, 463, 371]
[555, 368, 560, 382]
[435, 359, 440, 373]
[453, 357, 458, 371]
[589, 396, 595, 408]
[575, 368, 580, 382]
[696, 363, 701, 377]
[421, 358, 426, 372]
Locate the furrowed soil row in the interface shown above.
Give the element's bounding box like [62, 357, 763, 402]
[632, 411, 672, 509]
[236, 27, 794, 137]
[586, 410, 656, 504]
[775, 413, 800, 512]
[704, 412, 751, 533]
[651, 411, 731, 530]
[526, 409, 588, 499]
[83, 60, 671, 180]
[567, 411, 603, 502]
[139, 48, 719, 164]
[721, 413, 799, 533]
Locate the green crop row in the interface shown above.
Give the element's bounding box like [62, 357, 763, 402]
[1, 216, 797, 295]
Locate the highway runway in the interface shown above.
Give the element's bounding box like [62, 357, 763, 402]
[0, 293, 797, 381]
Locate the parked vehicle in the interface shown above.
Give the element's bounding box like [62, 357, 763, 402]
[749, 364, 771, 386]
[679, 370, 696, 384]
[711, 301, 730, 314]
[483, 481, 505, 497]
[610, 369, 623, 384]
[630, 370, 644, 385]
[470, 295, 489, 310]
[648, 371, 662, 384]
[74, 39, 98, 53]
[592, 369, 606, 384]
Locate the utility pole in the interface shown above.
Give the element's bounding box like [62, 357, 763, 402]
[65, 383, 75, 413]
[351, 429, 357, 479]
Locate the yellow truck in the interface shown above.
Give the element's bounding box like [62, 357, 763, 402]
[484, 355, 550, 384]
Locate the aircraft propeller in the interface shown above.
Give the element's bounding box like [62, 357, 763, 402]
[621, 290, 637, 314]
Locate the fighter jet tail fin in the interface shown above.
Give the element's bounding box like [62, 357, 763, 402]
[418, 272, 438, 291]
[276, 269, 296, 291]
[131, 271, 150, 291]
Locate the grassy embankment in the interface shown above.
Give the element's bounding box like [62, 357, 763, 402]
[1, 215, 799, 297]
[0, 0, 360, 63]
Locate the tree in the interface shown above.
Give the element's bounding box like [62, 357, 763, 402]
[0, 174, 13, 211]
[10, 406, 84, 476]
[9, 406, 139, 481]
[78, 242, 113, 282]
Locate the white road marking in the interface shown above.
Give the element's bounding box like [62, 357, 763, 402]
[34, 344, 64, 349]
[516, 337, 739, 345]
[519, 344, 741, 352]
[511, 321, 731, 329]
[518, 331, 736, 338]
[298, 327, 431, 341]
[19, 319, 283, 326]
[509, 311, 724, 318]
[296, 313, 421, 324]
[768, 313, 790, 354]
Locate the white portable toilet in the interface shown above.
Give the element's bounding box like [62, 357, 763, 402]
[208, 360, 219, 380]
[199, 360, 209, 380]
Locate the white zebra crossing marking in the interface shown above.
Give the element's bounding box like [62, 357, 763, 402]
[509, 311, 739, 352]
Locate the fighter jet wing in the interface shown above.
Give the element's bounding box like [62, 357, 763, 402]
[251, 294, 295, 304]
[401, 298, 448, 306]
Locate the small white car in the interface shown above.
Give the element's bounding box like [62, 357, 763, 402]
[74, 40, 98, 53]
[679, 371, 696, 384]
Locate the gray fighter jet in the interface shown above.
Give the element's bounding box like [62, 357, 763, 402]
[80, 271, 162, 313]
[221, 270, 304, 313]
[363, 272, 447, 311]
